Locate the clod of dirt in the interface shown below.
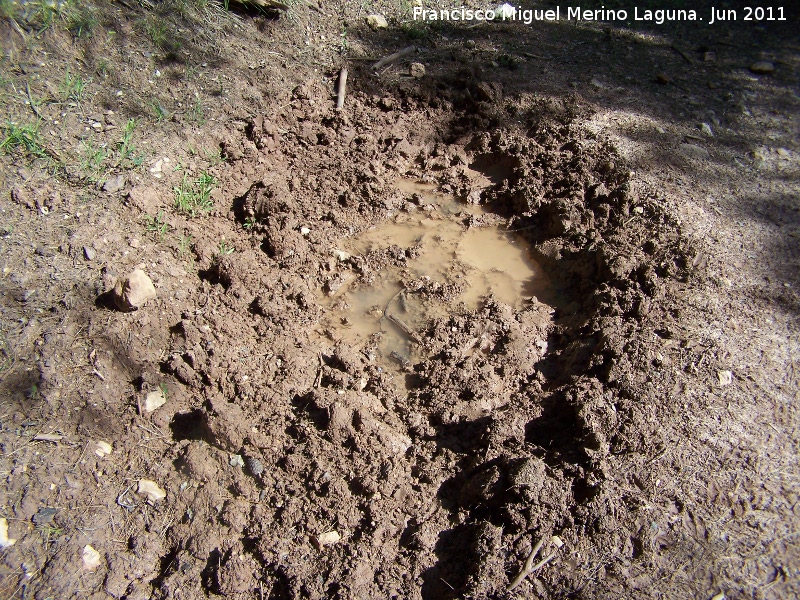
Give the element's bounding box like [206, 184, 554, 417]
[749, 61, 775, 74]
[410, 63, 426, 78]
[144, 388, 167, 413]
[137, 479, 166, 503]
[33, 507, 57, 525]
[102, 174, 126, 194]
[678, 143, 711, 160]
[314, 530, 342, 548]
[113, 269, 157, 311]
[0, 519, 15, 549]
[366, 14, 388, 30]
[82, 545, 102, 571]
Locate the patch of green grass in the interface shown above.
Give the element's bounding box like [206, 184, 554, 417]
[145, 19, 169, 49]
[116, 119, 142, 167]
[151, 100, 169, 123]
[95, 59, 112, 78]
[0, 0, 18, 20]
[216, 240, 234, 257]
[67, 4, 98, 37]
[177, 233, 194, 263]
[0, 121, 47, 158]
[25, 0, 79, 30]
[60, 69, 86, 104]
[243, 216, 257, 230]
[400, 21, 429, 41]
[203, 146, 225, 165]
[80, 137, 108, 181]
[188, 97, 205, 124]
[144, 211, 169, 239]
[174, 171, 215, 217]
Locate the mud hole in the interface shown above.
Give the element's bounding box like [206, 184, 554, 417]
[97, 87, 692, 598]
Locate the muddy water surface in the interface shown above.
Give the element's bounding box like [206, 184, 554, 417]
[322, 180, 552, 369]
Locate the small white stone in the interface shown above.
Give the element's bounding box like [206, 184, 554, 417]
[497, 3, 516, 18]
[300, 226, 311, 236]
[0, 518, 16, 549]
[316, 530, 341, 547]
[144, 388, 167, 413]
[94, 440, 113, 458]
[137, 479, 166, 503]
[366, 14, 388, 29]
[718, 370, 733, 386]
[82, 545, 102, 571]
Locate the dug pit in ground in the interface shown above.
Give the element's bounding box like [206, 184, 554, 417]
[149, 92, 696, 598]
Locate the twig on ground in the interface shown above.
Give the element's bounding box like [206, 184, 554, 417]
[507, 535, 564, 591]
[33, 433, 63, 442]
[386, 313, 421, 344]
[26, 82, 42, 119]
[508, 536, 545, 591]
[373, 46, 416, 71]
[671, 44, 693, 64]
[336, 68, 348, 110]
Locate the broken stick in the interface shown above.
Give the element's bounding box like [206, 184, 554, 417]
[507, 535, 563, 591]
[386, 313, 421, 344]
[373, 46, 416, 71]
[336, 68, 348, 110]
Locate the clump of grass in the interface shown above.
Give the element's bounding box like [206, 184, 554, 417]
[0, 121, 47, 158]
[116, 119, 143, 167]
[145, 18, 169, 48]
[174, 171, 215, 217]
[60, 69, 86, 104]
[25, 0, 79, 30]
[80, 137, 108, 181]
[0, 0, 18, 20]
[187, 97, 205, 124]
[216, 240, 234, 257]
[144, 211, 169, 239]
[151, 101, 169, 123]
[243, 216, 257, 230]
[67, 4, 98, 37]
[177, 233, 194, 264]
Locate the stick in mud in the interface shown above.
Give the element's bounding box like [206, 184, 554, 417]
[386, 313, 421, 344]
[336, 68, 348, 110]
[373, 45, 416, 71]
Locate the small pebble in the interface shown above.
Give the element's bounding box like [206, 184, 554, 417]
[82, 545, 102, 571]
[749, 61, 775, 75]
[246, 456, 264, 477]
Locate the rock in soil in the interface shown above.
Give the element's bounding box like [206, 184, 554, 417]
[366, 14, 388, 29]
[0, 518, 14, 549]
[82, 545, 102, 571]
[113, 269, 157, 311]
[749, 61, 775, 74]
[137, 479, 166, 503]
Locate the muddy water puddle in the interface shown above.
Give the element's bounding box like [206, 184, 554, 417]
[321, 179, 551, 370]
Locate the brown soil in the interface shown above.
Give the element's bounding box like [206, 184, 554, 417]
[0, 1, 798, 598]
